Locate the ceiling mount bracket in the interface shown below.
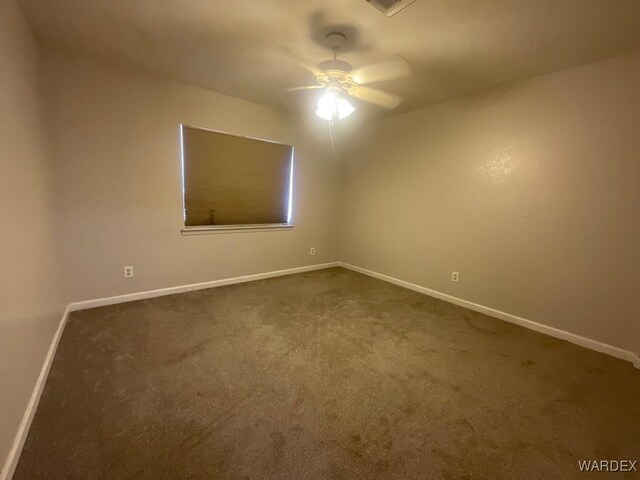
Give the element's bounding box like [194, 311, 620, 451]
[325, 32, 347, 54]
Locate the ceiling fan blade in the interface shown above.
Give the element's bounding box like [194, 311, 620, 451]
[350, 86, 402, 109]
[351, 55, 411, 85]
[275, 45, 323, 77]
[286, 85, 324, 92]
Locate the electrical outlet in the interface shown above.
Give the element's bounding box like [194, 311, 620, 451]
[123, 266, 134, 278]
[451, 271, 459, 282]
[310, 247, 316, 256]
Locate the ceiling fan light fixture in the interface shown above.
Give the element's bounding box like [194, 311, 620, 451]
[316, 91, 355, 120]
[336, 97, 355, 119]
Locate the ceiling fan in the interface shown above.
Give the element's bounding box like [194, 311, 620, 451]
[284, 32, 411, 120]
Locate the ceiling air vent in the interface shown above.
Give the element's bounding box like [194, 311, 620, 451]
[366, 0, 418, 17]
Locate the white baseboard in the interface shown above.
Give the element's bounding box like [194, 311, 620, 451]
[3, 259, 638, 479]
[338, 262, 640, 368]
[0, 305, 71, 480]
[1, 261, 340, 480]
[69, 262, 340, 312]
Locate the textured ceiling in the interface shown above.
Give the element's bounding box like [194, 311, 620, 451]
[19, 0, 640, 116]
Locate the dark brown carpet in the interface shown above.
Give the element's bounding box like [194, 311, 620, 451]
[14, 267, 640, 479]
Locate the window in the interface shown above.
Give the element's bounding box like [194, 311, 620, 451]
[180, 125, 294, 233]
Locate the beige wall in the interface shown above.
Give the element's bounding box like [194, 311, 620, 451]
[0, 0, 64, 470]
[41, 47, 341, 303]
[340, 51, 640, 356]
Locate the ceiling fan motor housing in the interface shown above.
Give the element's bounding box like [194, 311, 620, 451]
[319, 59, 353, 72]
[317, 34, 356, 94]
[316, 69, 357, 95]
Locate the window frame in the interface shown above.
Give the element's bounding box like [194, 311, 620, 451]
[179, 124, 294, 235]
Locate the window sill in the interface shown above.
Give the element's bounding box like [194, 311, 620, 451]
[181, 224, 294, 235]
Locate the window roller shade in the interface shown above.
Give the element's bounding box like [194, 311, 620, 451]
[182, 126, 293, 227]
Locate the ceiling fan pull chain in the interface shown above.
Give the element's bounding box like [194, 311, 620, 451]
[329, 120, 338, 160]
